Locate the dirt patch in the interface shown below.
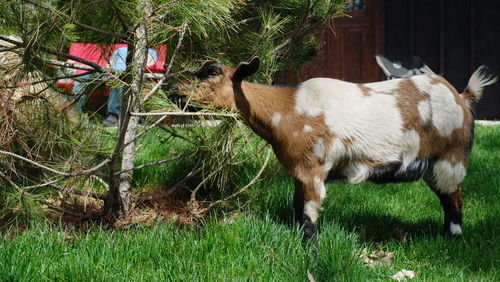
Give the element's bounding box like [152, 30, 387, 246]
[45, 188, 200, 231]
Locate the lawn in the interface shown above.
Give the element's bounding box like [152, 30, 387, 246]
[1, 125, 499, 281]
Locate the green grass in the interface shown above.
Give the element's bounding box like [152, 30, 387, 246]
[1, 125, 499, 281]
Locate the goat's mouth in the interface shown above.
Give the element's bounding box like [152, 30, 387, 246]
[166, 82, 187, 107]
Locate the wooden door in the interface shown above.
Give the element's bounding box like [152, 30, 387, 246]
[276, 0, 384, 84]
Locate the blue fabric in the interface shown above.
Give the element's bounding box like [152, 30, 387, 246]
[71, 73, 96, 110]
[71, 47, 158, 117]
[109, 47, 158, 71]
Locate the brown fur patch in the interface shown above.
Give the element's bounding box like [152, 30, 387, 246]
[394, 78, 430, 130]
[393, 76, 473, 166]
[358, 85, 373, 96]
[450, 186, 463, 212]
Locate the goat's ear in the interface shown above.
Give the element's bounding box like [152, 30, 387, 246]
[233, 57, 260, 82]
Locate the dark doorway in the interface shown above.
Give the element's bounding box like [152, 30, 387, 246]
[385, 0, 500, 119]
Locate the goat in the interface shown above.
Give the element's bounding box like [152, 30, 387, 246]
[179, 57, 497, 241]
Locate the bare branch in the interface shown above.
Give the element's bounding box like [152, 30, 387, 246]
[22, 176, 67, 190]
[120, 114, 170, 150]
[38, 198, 95, 218]
[0, 149, 67, 176]
[91, 175, 110, 190]
[0, 36, 107, 74]
[115, 150, 197, 176]
[131, 111, 238, 119]
[0, 150, 111, 190]
[48, 184, 106, 200]
[0, 71, 98, 90]
[46, 59, 95, 71]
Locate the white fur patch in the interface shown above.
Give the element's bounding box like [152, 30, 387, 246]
[432, 160, 466, 193]
[411, 76, 464, 136]
[363, 79, 402, 94]
[324, 138, 347, 172]
[400, 130, 420, 170]
[430, 84, 464, 136]
[343, 162, 371, 184]
[450, 222, 462, 235]
[313, 176, 326, 201]
[313, 138, 325, 160]
[466, 66, 498, 100]
[417, 99, 431, 125]
[271, 113, 281, 128]
[304, 201, 322, 224]
[295, 78, 404, 164]
[411, 75, 433, 93]
[303, 125, 313, 133]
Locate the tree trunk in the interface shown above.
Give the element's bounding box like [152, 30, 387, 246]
[106, 0, 152, 220]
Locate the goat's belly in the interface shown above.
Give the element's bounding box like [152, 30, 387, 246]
[326, 158, 433, 184]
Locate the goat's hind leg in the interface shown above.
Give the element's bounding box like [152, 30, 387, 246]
[424, 159, 466, 238]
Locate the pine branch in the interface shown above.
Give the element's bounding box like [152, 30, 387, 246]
[142, 22, 188, 103]
[21, 0, 127, 39]
[133, 156, 203, 202]
[202, 148, 271, 212]
[0, 171, 95, 218]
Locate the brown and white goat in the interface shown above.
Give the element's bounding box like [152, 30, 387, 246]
[179, 57, 496, 240]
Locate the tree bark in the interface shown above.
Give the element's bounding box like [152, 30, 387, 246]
[106, 0, 152, 219]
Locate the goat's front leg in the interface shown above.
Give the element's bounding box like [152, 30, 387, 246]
[294, 177, 325, 243]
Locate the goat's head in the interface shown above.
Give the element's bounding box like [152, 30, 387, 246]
[174, 57, 260, 111]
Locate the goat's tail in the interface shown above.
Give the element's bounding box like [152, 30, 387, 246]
[462, 66, 497, 104]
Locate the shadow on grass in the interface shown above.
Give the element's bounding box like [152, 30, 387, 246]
[264, 191, 499, 274]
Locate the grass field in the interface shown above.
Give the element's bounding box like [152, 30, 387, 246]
[1, 125, 499, 281]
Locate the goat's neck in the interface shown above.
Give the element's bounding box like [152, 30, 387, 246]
[234, 81, 297, 142]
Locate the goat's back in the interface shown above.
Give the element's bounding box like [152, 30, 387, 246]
[292, 75, 474, 183]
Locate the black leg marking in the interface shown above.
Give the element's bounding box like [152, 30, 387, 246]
[294, 180, 305, 223]
[294, 179, 320, 255]
[436, 188, 463, 238]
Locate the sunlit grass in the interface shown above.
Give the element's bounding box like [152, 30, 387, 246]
[1, 125, 498, 280]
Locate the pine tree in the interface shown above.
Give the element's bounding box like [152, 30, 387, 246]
[0, 0, 347, 222]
